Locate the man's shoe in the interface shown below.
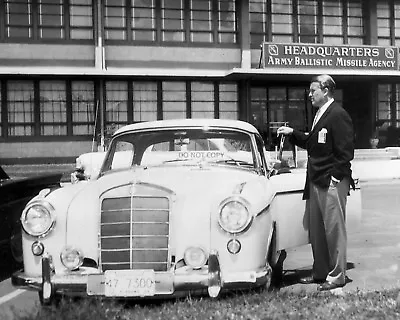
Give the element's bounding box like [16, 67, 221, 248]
[298, 276, 325, 284]
[317, 281, 344, 291]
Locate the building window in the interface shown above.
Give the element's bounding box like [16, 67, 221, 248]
[219, 83, 238, 119]
[5, 0, 33, 38]
[162, 81, 186, 119]
[250, 0, 364, 47]
[377, 84, 400, 147]
[397, 85, 400, 127]
[322, 0, 364, 45]
[377, 83, 400, 129]
[71, 81, 95, 135]
[104, 80, 237, 124]
[191, 82, 214, 119]
[346, 0, 363, 45]
[250, 86, 309, 149]
[131, 0, 156, 41]
[2, 79, 95, 139]
[105, 81, 128, 131]
[378, 84, 391, 124]
[217, 0, 237, 43]
[161, 0, 185, 42]
[249, 0, 269, 45]
[104, 0, 127, 40]
[377, 0, 400, 46]
[69, 0, 94, 39]
[4, 0, 93, 40]
[271, 0, 293, 43]
[298, 0, 318, 43]
[0, 83, 2, 137]
[322, 1, 342, 44]
[104, 0, 237, 45]
[132, 82, 158, 122]
[0, 79, 239, 139]
[38, 0, 64, 39]
[377, 2, 391, 46]
[40, 81, 67, 135]
[7, 81, 35, 137]
[190, 0, 212, 43]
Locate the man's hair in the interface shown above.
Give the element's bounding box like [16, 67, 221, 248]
[311, 74, 336, 94]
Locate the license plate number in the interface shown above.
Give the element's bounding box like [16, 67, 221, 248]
[104, 270, 155, 297]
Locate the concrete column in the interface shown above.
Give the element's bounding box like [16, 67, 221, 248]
[240, 0, 251, 69]
[95, 0, 105, 69]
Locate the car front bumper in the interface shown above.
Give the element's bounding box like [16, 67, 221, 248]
[12, 252, 272, 302]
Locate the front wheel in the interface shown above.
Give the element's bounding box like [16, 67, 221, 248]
[10, 231, 23, 266]
[38, 290, 62, 307]
[268, 223, 287, 287]
[271, 250, 286, 287]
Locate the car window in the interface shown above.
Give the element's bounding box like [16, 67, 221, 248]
[101, 129, 258, 174]
[110, 141, 135, 171]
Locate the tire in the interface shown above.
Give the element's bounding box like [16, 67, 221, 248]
[38, 290, 62, 307]
[271, 250, 286, 287]
[268, 224, 287, 288]
[10, 231, 23, 265]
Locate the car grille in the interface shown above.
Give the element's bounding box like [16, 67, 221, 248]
[100, 194, 170, 272]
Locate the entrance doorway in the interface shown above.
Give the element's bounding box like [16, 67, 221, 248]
[250, 86, 310, 150]
[250, 85, 344, 150]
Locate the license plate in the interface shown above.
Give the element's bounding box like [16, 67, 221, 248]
[104, 270, 156, 297]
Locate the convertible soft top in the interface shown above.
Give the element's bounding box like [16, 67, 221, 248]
[114, 119, 259, 136]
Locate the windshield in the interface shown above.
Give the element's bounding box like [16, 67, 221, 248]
[100, 128, 257, 174]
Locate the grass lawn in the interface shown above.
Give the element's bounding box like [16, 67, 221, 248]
[13, 288, 400, 320]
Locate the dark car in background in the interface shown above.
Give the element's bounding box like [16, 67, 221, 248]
[0, 165, 62, 280]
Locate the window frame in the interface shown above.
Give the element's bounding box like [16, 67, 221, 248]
[1, 0, 94, 43]
[377, 0, 400, 46]
[250, 0, 365, 48]
[0, 78, 97, 142]
[104, 0, 239, 47]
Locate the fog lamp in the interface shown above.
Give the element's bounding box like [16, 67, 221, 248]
[184, 247, 207, 269]
[60, 246, 84, 270]
[227, 239, 241, 254]
[31, 241, 45, 256]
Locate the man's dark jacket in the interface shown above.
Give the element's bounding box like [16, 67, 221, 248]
[289, 101, 355, 199]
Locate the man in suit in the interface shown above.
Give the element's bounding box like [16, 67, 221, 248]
[277, 74, 354, 291]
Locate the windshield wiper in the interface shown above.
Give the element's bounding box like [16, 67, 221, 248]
[214, 159, 253, 167]
[161, 158, 192, 164]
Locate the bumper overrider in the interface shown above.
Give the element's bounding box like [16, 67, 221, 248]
[12, 251, 272, 302]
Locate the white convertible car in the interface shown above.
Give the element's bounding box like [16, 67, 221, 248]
[12, 119, 361, 305]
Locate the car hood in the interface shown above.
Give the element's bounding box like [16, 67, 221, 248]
[96, 165, 271, 204]
[62, 165, 275, 258]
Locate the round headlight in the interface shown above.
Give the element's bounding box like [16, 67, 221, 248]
[218, 199, 252, 234]
[61, 246, 84, 270]
[184, 247, 207, 269]
[21, 201, 55, 237]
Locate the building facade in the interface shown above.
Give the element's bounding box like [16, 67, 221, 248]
[0, 0, 399, 163]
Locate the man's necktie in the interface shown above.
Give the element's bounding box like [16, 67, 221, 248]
[311, 108, 321, 130]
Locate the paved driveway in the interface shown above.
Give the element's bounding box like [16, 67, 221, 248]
[281, 179, 400, 294]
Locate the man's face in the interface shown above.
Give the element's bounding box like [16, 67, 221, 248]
[308, 81, 327, 108]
